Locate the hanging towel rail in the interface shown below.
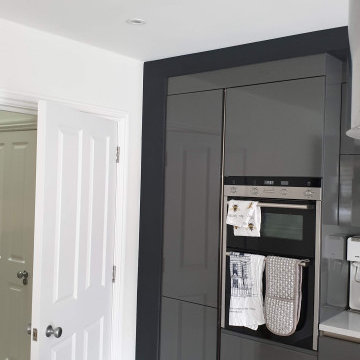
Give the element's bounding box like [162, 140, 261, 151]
[225, 252, 310, 267]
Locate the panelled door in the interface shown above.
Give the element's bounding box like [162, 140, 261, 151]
[0, 130, 36, 360]
[31, 101, 118, 359]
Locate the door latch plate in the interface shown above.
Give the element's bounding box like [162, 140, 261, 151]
[33, 328, 38, 341]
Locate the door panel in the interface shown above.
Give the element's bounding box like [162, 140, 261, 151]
[162, 91, 222, 308]
[220, 332, 317, 360]
[0, 130, 36, 360]
[318, 336, 360, 360]
[224, 77, 325, 177]
[160, 297, 217, 360]
[53, 126, 82, 302]
[31, 101, 117, 360]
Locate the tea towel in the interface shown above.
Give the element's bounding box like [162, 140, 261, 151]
[233, 204, 261, 237]
[229, 252, 266, 330]
[226, 200, 261, 237]
[226, 200, 258, 227]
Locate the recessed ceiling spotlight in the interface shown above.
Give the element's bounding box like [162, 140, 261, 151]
[126, 18, 146, 25]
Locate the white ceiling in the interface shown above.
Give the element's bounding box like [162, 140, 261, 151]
[0, 0, 349, 61]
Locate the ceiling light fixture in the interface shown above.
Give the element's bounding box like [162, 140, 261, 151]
[126, 18, 146, 25]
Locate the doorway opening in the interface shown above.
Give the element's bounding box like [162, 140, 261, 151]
[0, 109, 37, 360]
[0, 93, 128, 359]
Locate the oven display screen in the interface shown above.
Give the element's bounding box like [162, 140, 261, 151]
[264, 180, 274, 185]
[262, 213, 303, 241]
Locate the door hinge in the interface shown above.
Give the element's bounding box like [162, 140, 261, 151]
[112, 265, 117, 283]
[116, 146, 120, 163]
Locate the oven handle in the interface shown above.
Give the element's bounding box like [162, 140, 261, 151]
[244, 202, 312, 210]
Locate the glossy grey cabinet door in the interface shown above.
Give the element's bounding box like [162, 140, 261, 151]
[340, 82, 360, 154]
[220, 332, 316, 360]
[160, 297, 217, 360]
[319, 336, 359, 360]
[163, 91, 223, 308]
[339, 155, 360, 226]
[224, 77, 325, 177]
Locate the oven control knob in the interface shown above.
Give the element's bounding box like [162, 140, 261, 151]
[280, 188, 288, 196]
[304, 189, 314, 198]
[250, 187, 259, 195]
[230, 186, 237, 194]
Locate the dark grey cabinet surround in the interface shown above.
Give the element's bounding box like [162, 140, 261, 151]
[137, 28, 350, 360]
[160, 297, 217, 360]
[318, 336, 360, 360]
[221, 332, 317, 360]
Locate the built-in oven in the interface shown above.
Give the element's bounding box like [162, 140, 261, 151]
[220, 177, 322, 351]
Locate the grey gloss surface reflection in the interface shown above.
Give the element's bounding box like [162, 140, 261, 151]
[162, 90, 222, 308]
[225, 78, 325, 177]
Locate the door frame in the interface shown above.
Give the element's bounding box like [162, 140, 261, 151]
[0, 88, 129, 360]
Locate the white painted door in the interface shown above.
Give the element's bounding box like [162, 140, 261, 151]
[31, 101, 118, 360]
[0, 130, 36, 360]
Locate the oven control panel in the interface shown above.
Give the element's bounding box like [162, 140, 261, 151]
[225, 185, 322, 201]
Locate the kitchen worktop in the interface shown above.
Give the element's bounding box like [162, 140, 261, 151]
[319, 311, 360, 340]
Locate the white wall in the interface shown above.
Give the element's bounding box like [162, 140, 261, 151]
[0, 18, 143, 359]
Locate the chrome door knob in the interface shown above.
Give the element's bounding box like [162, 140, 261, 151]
[46, 325, 63, 338]
[17, 270, 29, 285]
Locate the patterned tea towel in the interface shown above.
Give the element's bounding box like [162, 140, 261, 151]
[226, 200, 261, 237]
[229, 252, 266, 330]
[233, 205, 261, 237]
[264, 256, 303, 336]
[226, 200, 258, 227]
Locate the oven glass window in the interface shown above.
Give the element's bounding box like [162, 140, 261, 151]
[262, 213, 303, 241]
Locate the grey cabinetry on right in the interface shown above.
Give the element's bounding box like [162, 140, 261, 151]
[221, 332, 317, 360]
[339, 155, 360, 226]
[162, 90, 223, 308]
[339, 77, 360, 226]
[319, 336, 360, 360]
[225, 77, 325, 177]
[340, 81, 360, 155]
[160, 297, 217, 360]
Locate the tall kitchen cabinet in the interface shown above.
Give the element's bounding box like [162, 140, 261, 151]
[160, 54, 343, 360]
[160, 90, 223, 360]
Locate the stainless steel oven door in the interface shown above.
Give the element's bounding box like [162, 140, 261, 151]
[226, 198, 317, 258]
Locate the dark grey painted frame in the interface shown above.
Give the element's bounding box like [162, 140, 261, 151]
[137, 27, 350, 360]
